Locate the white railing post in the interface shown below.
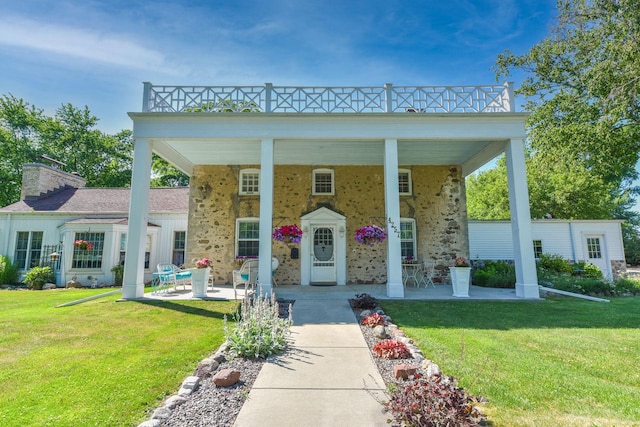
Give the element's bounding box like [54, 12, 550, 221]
[265, 83, 273, 113]
[142, 82, 151, 112]
[505, 81, 516, 112]
[384, 83, 394, 112]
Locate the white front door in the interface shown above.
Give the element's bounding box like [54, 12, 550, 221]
[584, 234, 610, 278]
[310, 226, 336, 283]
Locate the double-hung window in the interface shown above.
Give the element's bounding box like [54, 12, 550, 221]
[173, 231, 186, 266]
[237, 219, 260, 257]
[398, 169, 412, 195]
[532, 240, 543, 259]
[72, 232, 105, 269]
[312, 169, 334, 195]
[118, 233, 151, 269]
[239, 169, 260, 195]
[15, 231, 43, 269]
[400, 219, 417, 259]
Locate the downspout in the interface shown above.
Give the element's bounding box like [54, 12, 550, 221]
[568, 221, 578, 262]
[3, 213, 11, 255]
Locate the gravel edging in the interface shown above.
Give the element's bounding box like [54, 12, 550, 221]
[138, 299, 449, 427]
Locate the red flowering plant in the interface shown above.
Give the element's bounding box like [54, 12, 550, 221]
[355, 225, 387, 246]
[272, 224, 303, 244]
[74, 240, 93, 250]
[455, 256, 470, 267]
[195, 258, 212, 268]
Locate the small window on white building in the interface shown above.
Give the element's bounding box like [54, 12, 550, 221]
[400, 219, 417, 259]
[532, 240, 543, 259]
[173, 231, 186, 266]
[72, 232, 105, 269]
[398, 169, 412, 196]
[236, 219, 260, 257]
[312, 169, 334, 195]
[15, 231, 43, 269]
[119, 233, 151, 269]
[239, 169, 260, 195]
[586, 237, 602, 259]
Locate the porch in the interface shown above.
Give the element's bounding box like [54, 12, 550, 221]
[142, 283, 533, 301]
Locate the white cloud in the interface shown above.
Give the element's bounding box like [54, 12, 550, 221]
[0, 16, 167, 71]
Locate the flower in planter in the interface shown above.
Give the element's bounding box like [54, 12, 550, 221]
[272, 224, 303, 244]
[455, 256, 470, 267]
[235, 255, 257, 266]
[73, 240, 93, 250]
[355, 225, 387, 246]
[195, 258, 212, 268]
[403, 255, 416, 263]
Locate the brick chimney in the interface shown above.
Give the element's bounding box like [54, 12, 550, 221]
[21, 159, 86, 200]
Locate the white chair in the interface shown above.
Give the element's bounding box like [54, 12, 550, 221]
[420, 262, 436, 288]
[271, 256, 279, 286]
[232, 259, 259, 299]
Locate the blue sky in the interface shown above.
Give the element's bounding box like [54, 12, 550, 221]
[1, 0, 558, 133]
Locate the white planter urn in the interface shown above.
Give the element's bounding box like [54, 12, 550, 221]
[449, 266, 471, 298]
[190, 267, 210, 298]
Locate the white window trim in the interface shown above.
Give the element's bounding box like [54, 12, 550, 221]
[235, 218, 260, 257]
[532, 239, 543, 259]
[400, 218, 417, 258]
[239, 168, 260, 195]
[398, 169, 412, 196]
[312, 168, 335, 195]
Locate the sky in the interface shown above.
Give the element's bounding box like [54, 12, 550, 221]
[0, 0, 558, 133]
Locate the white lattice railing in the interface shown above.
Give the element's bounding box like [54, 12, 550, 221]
[142, 82, 515, 113]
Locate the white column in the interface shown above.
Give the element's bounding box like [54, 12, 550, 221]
[384, 139, 404, 298]
[122, 138, 152, 299]
[258, 138, 274, 296]
[505, 138, 539, 298]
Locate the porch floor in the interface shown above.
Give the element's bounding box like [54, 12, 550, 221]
[141, 283, 537, 301]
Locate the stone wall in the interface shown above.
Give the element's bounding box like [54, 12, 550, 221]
[186, 165, 468, 285]
[21, 163, 86, 200]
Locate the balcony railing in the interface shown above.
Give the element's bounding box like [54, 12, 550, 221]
[142, 82, 515, 113]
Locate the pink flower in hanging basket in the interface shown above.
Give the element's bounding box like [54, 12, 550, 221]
[272, 224, 303, 244]
[355, 225, 387, 246]
[74, 240, 93, 250]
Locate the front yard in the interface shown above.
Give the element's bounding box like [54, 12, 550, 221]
[381, 297, 640, 426]
[0, 289, 235, 426]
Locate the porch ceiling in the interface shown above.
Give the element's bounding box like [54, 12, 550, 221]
[153, 138, 497, 167]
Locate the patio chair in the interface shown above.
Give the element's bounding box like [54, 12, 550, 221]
[271, 256, 279, 286]
[420, 261, 436, 288]
[232, 258, 259, 300]
[157, 264, 192, 291]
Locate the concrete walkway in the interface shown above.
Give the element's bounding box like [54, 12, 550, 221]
[233, 298, 389, 427]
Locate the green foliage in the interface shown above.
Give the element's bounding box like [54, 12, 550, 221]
[0, 255, 19, 285]
[110, 264, 124, 287]
[224, 293, 292, 359]
[387, 374, 483, 427]
[150, 155, 189, 187]
[472, 261, 515, 288]
[537, 253, 573, 275]
[571, 262, 603, 278]
[622, 223, 640, 265]
[549, 275, 613, 295]
[22, 266, 54, 290]
[614, 276, 640, 295]
[489, 0, 640, 225]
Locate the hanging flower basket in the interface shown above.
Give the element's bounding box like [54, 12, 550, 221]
[74, 240, 93, 250]
[272, 224, 303, 245]
[355, 225, 387, 246]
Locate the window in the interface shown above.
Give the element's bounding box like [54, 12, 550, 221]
[119, 233, 151, 269]
[72, 232, 105, 269]
[15, 231, 43, 269]
[532, 240, 543, 259]
[312, 169, 334, 195]
[586, 237, 602, 259]
[239, 169, 260, 195]
[173, 231, 186, 266]
[400, 219, 416, 259]
[237, 219, 260, 257]
[398, 169, 412, 195]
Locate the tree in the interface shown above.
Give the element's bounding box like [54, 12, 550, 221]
[150, 156, 189, 187]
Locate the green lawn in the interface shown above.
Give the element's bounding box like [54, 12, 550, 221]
[380, 297, 640, 427]
[0, 289, 236, 427]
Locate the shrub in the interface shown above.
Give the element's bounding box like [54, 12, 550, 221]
[538, 253, 573, 274]
[548, 275, 613, 295]
[361, 313, 385, 327]
[372, 339, 411, 359]
[23, 266, 54, 290]
[614, 276, 640, 294]
[472, 261, 515, 288]
[387, 373, 483, 427]
[0, 255, 20, 285]
[111, 264, 124, 287]
[571, 262, 603, 278]
[350, 293, 378, 309]
[224, 291, 292, 359]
